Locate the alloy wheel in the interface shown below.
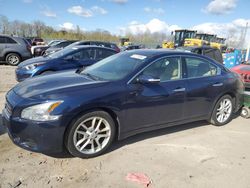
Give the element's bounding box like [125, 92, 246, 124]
[216, 98, 232, 123]
[73, 117, 111, 154]
[7, 55, 19, 65]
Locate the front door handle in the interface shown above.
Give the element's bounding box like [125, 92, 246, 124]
[212, 83, 223, 87]
[173, 87, 186, 92]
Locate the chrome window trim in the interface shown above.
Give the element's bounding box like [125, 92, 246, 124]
[127, 54, 222, 85]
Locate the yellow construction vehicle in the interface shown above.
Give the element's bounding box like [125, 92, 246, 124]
[162, 29, 197, 48]
[184, 33, 212, 47]
[119, 37, 132, 46]
[210, 37, 226, 51]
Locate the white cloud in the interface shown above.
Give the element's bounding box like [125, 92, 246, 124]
[232, 18, 250, 28]
[59, 22, 75, 30]
[144, 7, 165, 14]
[41, 10, 57, 18]
[192, 18, 250, 47]
[204, 0, 237, 15]
[91, 6, 108, 15]
[68, 6, 93, 17]
[120, 18, 181, 35]
[110, 0, 128, 4]
[67, 5, 108, 17]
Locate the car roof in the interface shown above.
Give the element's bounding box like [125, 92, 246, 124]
[70, 45, 117, 51]
[177, 46, 219, 52]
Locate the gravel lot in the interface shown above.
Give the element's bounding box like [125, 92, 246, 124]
[0, 65, 250, 188]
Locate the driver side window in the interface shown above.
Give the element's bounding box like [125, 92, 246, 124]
[142, 56, 181, 82]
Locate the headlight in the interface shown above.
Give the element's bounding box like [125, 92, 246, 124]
[24, 62, 45, 70]
[21, 101, 63, 121]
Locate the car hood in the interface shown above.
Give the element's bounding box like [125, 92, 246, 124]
[13, 70, 107, 98]
[18, 56, 51, 67]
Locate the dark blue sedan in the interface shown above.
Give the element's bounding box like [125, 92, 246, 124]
[3, 50, 244, 158]
[15, 46, 117, 82]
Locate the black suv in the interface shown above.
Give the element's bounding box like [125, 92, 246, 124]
[177, 46, 223, 64]
[0, 35, 32, 65]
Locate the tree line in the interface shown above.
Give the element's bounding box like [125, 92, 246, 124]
[0, 15, 168, 47]
[0, 15, 245, 48]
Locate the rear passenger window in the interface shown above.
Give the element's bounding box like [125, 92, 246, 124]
[185, 57, 220, 78]
[96, 49, 115, 59]
[5, 37, 17, 44]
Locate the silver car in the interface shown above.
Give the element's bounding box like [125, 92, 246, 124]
[0, 35, 32, 66]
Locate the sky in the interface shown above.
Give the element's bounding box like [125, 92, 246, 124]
[0, 0, 250, 40]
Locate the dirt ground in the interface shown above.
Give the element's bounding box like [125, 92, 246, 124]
[0, 65, 250, 188]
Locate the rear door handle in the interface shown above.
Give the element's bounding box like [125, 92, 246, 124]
[173, 87, 186, 92]
[212, 83, 223, 87]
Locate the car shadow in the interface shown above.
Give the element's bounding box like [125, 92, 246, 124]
[0, 114, 7, 136]
[46, 111, 242, 159]
[46, 120, 210, 159]
[109, 120, 209, 152]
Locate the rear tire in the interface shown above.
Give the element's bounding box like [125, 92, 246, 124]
[209, 95, 234, 126]
[6, 53, 21, 66]
[65, 111, 116, 158]
[241, 106, 250, 119]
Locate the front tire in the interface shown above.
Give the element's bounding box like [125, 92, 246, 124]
[65, 111, 116, 158]
[6, 53, 21, 66]
[210, 95, 234, 126]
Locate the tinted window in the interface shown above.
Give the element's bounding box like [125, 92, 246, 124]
[142, 57, 181, 82]
[69, 49, 90, 61]
[214, 50, 223, 63]
[6, 37, 17, 44]
[95, 49, 115, 59]
[0, 37, 6, 44]
[80, 42, 91, 45]
[56, 41, 73, 48]
[203, 49, 216, 59]
[185, 57, 219, 78]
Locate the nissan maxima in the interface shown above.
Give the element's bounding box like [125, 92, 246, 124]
[2, 50, 244, 158]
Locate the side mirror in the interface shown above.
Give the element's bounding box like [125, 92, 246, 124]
[136, 75, 160, 84]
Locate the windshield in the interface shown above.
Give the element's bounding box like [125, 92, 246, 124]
[47, 47, 77, 58]
[81, 52, 148, 81]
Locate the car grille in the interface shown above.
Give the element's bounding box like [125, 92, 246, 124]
[4, 100, 13, 117]
[240, 73, 250, 82]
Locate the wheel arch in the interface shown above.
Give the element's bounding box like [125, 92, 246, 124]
[4, 51, 22, 61]
[209, 91, 236, 120]
[63, 107, 121, 147]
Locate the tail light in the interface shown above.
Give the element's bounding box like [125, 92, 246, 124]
[114, 46, 120, 53]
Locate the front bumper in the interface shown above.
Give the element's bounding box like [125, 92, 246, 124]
[2, 107, 66, 154]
